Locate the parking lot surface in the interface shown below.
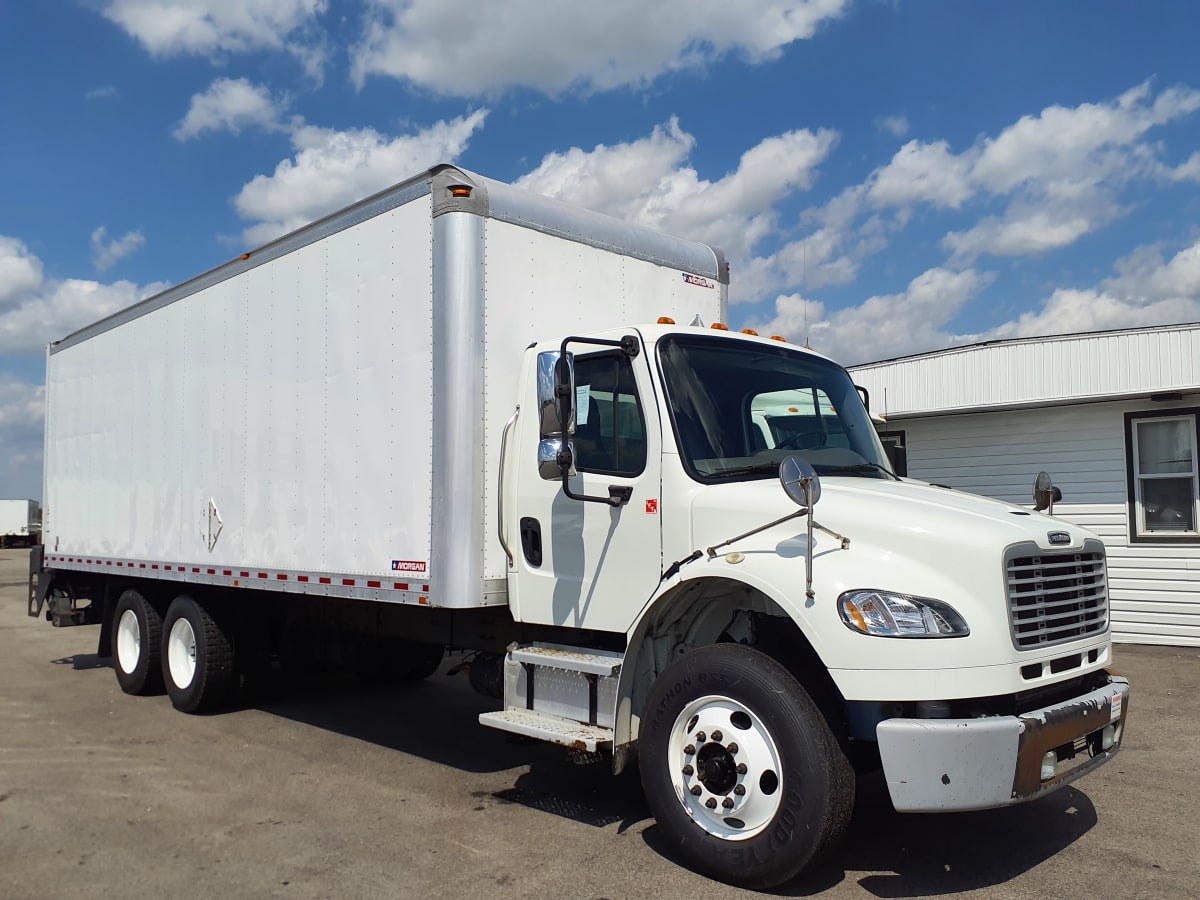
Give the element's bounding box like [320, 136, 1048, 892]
[2, 548, 1198, 899]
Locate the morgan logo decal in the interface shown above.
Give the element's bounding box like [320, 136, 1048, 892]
[391, 559, 428, 573]
[645, 499, 659, 515]
[682, 273, 715, 289]
[1047, 531, 1071, 545]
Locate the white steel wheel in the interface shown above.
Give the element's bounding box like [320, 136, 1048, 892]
[110, 589, 164, 696]
[667, 695, 784, 840]
[116, 609, 142, 675]
[161, 594, 235, 714]
[167, 617, 198, 690]
[639, 643, 854, 890]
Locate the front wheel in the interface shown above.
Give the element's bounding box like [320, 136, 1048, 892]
[639, 644, 854, 889]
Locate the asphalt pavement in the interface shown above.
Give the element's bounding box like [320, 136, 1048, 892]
[1, 548, 1197, 899]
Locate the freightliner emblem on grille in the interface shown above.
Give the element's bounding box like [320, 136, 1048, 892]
[1047, 531, 1071, 545]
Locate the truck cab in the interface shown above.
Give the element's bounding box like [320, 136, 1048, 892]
[490, 321, 1126, 887]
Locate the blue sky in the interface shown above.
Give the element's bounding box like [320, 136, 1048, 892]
[2, 1, 1200, 499]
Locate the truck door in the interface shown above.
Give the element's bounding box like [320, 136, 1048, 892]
[509, 346, 662, 634]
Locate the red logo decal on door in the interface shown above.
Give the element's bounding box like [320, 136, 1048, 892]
[645, 499, 658, 514]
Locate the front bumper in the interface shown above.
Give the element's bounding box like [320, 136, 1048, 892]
[876, 675, 1129, 812]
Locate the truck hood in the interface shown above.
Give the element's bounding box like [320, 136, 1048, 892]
[689, 475, 1093, 559]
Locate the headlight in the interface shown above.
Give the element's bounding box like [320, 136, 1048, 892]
[839, 590, 969, 638]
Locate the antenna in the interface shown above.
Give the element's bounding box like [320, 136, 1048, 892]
[802, 239, 813, 351]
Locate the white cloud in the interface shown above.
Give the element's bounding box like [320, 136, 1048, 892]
[0, 237, 165, 354]
[753, 267, 993, 364]
[516, 119, 838, 303]
[99, 0, 326, 57]
[0, 237, 45, 309]
[91, 227, 146, 272]
[234, 110, 489, 245]
[875, 115, 910, 138]
[0, 374, 45, 500]
[352, 0, 848, 95]
[867, 139, 973, 210]
[85, 85, 119, 100]
[174, 77, 290, 140]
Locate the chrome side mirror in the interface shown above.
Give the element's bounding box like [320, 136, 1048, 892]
[536, 350, 575, 438]
[780, 455, 821, 508]
[538, 438, 576, 481]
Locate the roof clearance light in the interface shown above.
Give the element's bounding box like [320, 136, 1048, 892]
[240, 253, 250, 260]
[449, 185, 472, 198]
[741, 328, 759, 336]
[711, 322, 729, 331]
[770, 335, 787, 342]
[658, 316, 675, 325]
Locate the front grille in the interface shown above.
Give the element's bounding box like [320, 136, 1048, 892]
[1005, 540, 1108, 650]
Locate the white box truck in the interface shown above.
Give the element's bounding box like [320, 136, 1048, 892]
[1, 499, 39, 547]
[29, 165, 1128, 888]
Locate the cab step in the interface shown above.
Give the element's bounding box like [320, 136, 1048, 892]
[477, 643, 625, 749]
[478, 709, 613, 751]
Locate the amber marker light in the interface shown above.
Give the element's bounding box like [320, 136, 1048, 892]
[711, 322, 729, 331]
[240, 253, 250, 260]
[741, 328, 759, 336]
[449, 185, 472, 197]
[770, 335, 787, 342]
[658, 316, 675, 324]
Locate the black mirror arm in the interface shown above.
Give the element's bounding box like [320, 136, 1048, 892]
[557, 448, 632, 507]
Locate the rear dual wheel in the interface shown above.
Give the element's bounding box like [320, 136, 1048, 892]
[639, 644, 854, 889]
[112, 589, 164, 695]
[162, 594, 234, 713]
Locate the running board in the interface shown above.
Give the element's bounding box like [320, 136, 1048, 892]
[478, 643, 625, 749]
[478, 709, 613, 752]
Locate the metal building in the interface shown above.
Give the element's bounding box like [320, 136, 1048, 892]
[849, 322, 1200, 647]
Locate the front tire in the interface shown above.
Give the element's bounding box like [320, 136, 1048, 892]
[112, 589, 164, 695]
[162, 595, 234, 713]
[639, 644, 854, 889]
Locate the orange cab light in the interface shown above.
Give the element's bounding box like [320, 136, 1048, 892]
[657, 316, 675, 325]
[449, 185, 472, 198]
[240, 253, 250, 260]
[770, 335, 787, 342]
[788, 407, 799, 413]
[711, 322, 729, 331]
[741, 328, 759, 336]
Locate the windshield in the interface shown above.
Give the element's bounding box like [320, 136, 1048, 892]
[657, 334, 895, 481]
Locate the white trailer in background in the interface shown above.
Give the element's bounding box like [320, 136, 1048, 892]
[1, 499, 39, 548]
[30, 165, 1129, 889]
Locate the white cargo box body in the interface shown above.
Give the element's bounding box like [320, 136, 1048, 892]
[42, 165, 727, 608]
[0, 499, 38, 537]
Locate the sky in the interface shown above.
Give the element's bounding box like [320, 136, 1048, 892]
[2, 1, 1200, 500]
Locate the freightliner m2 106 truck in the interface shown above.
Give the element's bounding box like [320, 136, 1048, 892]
[29, 165, 1127, 888]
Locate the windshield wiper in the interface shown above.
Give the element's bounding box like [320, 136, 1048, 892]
[706, 462, 781, 479]
[817, 462, 899, 480]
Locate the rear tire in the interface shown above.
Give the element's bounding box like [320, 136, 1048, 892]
[112, 589, 164, 695]
[162, 595, 234, 713]
[639, 644, 854, 889]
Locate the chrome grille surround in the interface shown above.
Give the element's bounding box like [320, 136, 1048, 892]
[1004, 538, 1109, 650]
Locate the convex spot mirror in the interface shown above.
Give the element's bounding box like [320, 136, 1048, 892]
[536, 350, 575, 438]
[538, 438, 576, 481]
[780, 455, 821, 508]
[1032, 470, 1062, 511]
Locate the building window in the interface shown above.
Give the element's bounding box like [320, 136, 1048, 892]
[877, 430, 908, 477]
[1125, 409, 1200, 543]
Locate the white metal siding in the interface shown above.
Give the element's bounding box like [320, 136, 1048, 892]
[897, 399, 1200, 646]
[45, 196, 435, 578]
[852, 324, 1200, 416]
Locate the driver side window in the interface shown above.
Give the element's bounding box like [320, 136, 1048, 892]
[573, 353, 646, 476]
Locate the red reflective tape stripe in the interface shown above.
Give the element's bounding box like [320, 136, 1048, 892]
[140, 564, 146, 568]
[240, 571, 249, 578]
[422, 585, 429, 592]
[342, 579, 355, 586]
[257, 573, 268, 579]
[151, 564, 158, 570]
[297, 575, 309, 583]
[319, 577, 331, 585]
[223, 570, 231, 576]
[367, 580, 381, 588]
[394, 582, 408, 591]
[277, 574, 287, 581]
